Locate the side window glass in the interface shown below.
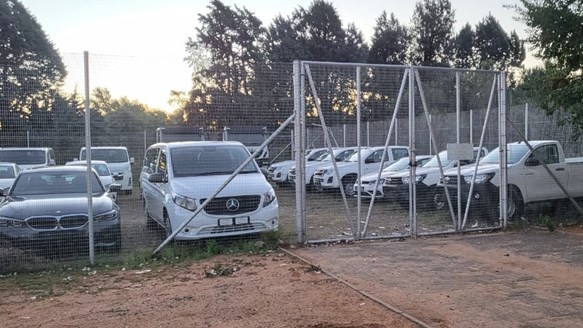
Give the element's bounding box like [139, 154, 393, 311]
[532, 145, 559, 164]
[392, 148, 408, 160]
[158, 151, 167, 175]
[144, 148, 159, 174]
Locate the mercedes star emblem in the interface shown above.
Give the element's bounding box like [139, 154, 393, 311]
[226, 198, 240, 211]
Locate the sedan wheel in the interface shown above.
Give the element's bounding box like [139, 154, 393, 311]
[163, 214, 173, 238]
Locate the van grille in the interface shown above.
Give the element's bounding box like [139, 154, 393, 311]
[200, 195, 261, 215]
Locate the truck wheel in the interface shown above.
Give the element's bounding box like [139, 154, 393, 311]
[507, 188, 524, 219]
[343, 177, 357, 197]
[433, 189, 445, 210]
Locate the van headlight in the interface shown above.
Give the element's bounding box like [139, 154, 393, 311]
[465, 173, 494, 184]
[172, 192, 197, 211]
[263, 189, 276, 207]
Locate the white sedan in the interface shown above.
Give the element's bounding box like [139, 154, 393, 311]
[0, 162, 21, 191]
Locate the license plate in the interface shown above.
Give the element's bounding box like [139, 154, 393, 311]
[218, 217, 249, 226]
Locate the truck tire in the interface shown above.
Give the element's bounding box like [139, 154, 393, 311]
[507, 187, 524, 219]
[342, 176, 357, 197]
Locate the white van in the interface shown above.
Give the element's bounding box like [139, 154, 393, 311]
[79, 147, 134, 193]
[0, 147, 56, 170]
[141, 141, 279, 240]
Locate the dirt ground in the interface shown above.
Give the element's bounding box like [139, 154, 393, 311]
[0, 251, 417, 328]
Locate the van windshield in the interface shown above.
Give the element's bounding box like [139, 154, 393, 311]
[0, 150, 46, 165]
[171, 145, 259, 177]
[81, 149, 128, 163]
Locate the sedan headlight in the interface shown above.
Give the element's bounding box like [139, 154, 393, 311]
[263, 189, 277, 207]
[94, 209, 119, 222]
[172, 192, 197, 211]
[316, 169, 328, 175]
[464, 173, 495, 184]
[0, 216, 24, 227]
[402, 174, 426, 184]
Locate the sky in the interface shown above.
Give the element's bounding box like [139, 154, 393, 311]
[19, 0, 536, 113]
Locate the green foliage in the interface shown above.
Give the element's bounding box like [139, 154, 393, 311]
[517, 0, 583, 135]
[0, 0, 66, 139]
[411, 0, 456, 66]
[454, 24, 476, 68]
[368, 11, 410, 65]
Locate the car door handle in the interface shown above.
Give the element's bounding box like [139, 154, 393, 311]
[523, 172, 534, 176]
[556, 167, 565, 171]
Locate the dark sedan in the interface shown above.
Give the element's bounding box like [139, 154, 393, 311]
[0, 166, 121, 253]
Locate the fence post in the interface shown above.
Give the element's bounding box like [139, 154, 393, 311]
[83, 51, 94, 265]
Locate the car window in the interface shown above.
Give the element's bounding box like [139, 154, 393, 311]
[11, 171, 103, 196]
[0, 150, 46, 165]
[158, 151, 168, 175]
[392, 148, 409, 160]
[143, 147, 160, 174]
[171, 145, 258, 177]
[81, 149, 129, 163]
[530, 144, 560, 164]
[0, 166, 15, 179]
[92, 163, 111, 176]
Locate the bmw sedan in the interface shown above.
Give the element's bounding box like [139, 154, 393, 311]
[0, 166, 121, 253]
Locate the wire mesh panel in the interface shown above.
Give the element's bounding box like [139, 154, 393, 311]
[0, 53, 296, 273]
[295, 62, 506, 243]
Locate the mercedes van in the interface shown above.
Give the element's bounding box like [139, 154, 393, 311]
[79, 147, 134, 194]
[141, 141, 279, 240]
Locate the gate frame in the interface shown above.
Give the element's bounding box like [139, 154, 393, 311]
[293, 60, 508, 244]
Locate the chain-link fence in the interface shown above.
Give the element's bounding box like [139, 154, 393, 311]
[2, 53, 583, 273]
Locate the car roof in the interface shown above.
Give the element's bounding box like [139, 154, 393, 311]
[150, 141, 246, 149]
[66, 160, 108, 166]
[80, 146, 128, 150]
[19, 166, 92, 174]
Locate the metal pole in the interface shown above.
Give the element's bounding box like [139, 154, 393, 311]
[343, 124, 346, 147]
[366, 121, 370, 147]
[409, 68, 417, 237]
[428, 114, 432, 155]
[456, 72, 462, 230]
[26, 131, 30, 147]
[395, 118, 398, 145]
[356, 66, 362, 238]
[83, 51, 94, 265]
[499, 72, 508, 228]
[293, 60, 305, 243]
[525, 103, 529, 141]
[470, 109, 474, 145]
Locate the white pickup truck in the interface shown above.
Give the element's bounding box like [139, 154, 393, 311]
[438, 140, 583, 219]
[267, 147, 328, 185]
[384, 147, 488, 208]
[313, 146, 409, 196]
[288, 147, 358, 189]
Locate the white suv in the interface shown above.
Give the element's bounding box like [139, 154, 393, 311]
[141, 141, 279, 240]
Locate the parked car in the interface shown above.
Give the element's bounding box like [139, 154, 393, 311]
[384, 147, 488, 209]
[267, 147, 329, 185]
[141, 141, 279, 240]
[65, 160, 117, 200]
[0, 166, 122, 252]
[353, 155, 432, 199]
[0, 162, 21, 191]
[79, 147, 134, 194]
[313, 146, 410, 196]
[439, 140, 583, 219]
[288, 147, 358, 190]
[0, 147, 56, 170]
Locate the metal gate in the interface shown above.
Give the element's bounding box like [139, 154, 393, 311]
[292, 60, 508, 243]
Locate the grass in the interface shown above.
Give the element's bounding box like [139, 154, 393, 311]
[0, 231, 282, 298]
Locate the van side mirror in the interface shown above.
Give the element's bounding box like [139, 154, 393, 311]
[49, 159, 56, 166]
[148, 172, 167, 183]
[130, 157, 135, 164]
[525, 157, 540, 166]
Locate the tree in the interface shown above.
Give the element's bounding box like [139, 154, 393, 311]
[410, 0, 455, 66]
[0, 0, 66, 139]
[368, 11, 410, 65]
[453, 23, 476, 68]
[516, 0, 583, 134]
[474, 14, 525, 71]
